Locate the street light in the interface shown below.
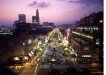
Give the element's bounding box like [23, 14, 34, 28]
[31, 51, 34, 55]
[29, 53, 32, 57]
[24, 56, 29, 60]
[14, 57, 20, 61]
[51, 58, 56, 62]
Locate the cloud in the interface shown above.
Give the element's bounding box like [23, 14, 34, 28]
[38, 2, 50, 7]
[28, 1, 50, 8]
[68, 0, 103, 6]
[28, 1, 38, 6]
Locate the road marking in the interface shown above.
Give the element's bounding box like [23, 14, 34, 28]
[34, 64, 39, 75]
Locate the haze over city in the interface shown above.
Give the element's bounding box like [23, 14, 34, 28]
[0, 0, 103, 26]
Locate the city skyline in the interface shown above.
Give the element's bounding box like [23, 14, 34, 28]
[0, 0, 103, 26]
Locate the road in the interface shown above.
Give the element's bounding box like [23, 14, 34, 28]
[19, 28, 103, 75]
[19, 57, 39, 75]
[36, 28, 79, 75]
[19, 28, 75, 75]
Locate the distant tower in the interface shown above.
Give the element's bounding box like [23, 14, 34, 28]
[32, 16, 36, 23]
[19, 14, 26, 23]
[32, 9, 40, 25]
[36, 9, 40, 24]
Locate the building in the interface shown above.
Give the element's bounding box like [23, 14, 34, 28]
[36, 9, 40, 25]
[42, 22, 54, 27]
[0, 25, 12, 35]
[0, 32, 33, 64]
[32, 9, 40, 25]
[32, 16, 37, 23]
[19, 14, 26, 23]
[13, 22, 31, 35]
[71, 11, 103, 64]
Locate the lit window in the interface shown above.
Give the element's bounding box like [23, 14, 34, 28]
[100, 20, 103, 23]
[90, 28, 92, 30]
[80, 27, 83, 30]
[23, 42, 25, 46]
[82, 55, 91, 57]
[84, 27, 87, 30]
[96, 39, 99, 45]
[94, 27, 96, 30]
[96, 27, 98, 30]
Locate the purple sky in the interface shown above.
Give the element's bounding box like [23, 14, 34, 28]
[0, 0, 103, 26]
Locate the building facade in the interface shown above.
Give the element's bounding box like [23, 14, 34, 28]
[71, 11, 103, 64]
[32, 9, 40, 25]
[19, 14, 26, 23]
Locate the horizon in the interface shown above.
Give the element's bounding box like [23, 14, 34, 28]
[0, 0, 103, 26]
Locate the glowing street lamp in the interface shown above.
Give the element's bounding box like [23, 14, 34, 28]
[24, 56, 29, 60]
[14, 57, 20, 61]
[31, 51, 34, 55]
[29, 53, 32, 57]
[51, 58, 56, 62]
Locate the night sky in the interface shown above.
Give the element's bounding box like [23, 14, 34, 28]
[0, 0, 103, 26]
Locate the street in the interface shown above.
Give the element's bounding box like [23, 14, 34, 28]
[19, 28, 80, 75]
[15, 28, 103, 75]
